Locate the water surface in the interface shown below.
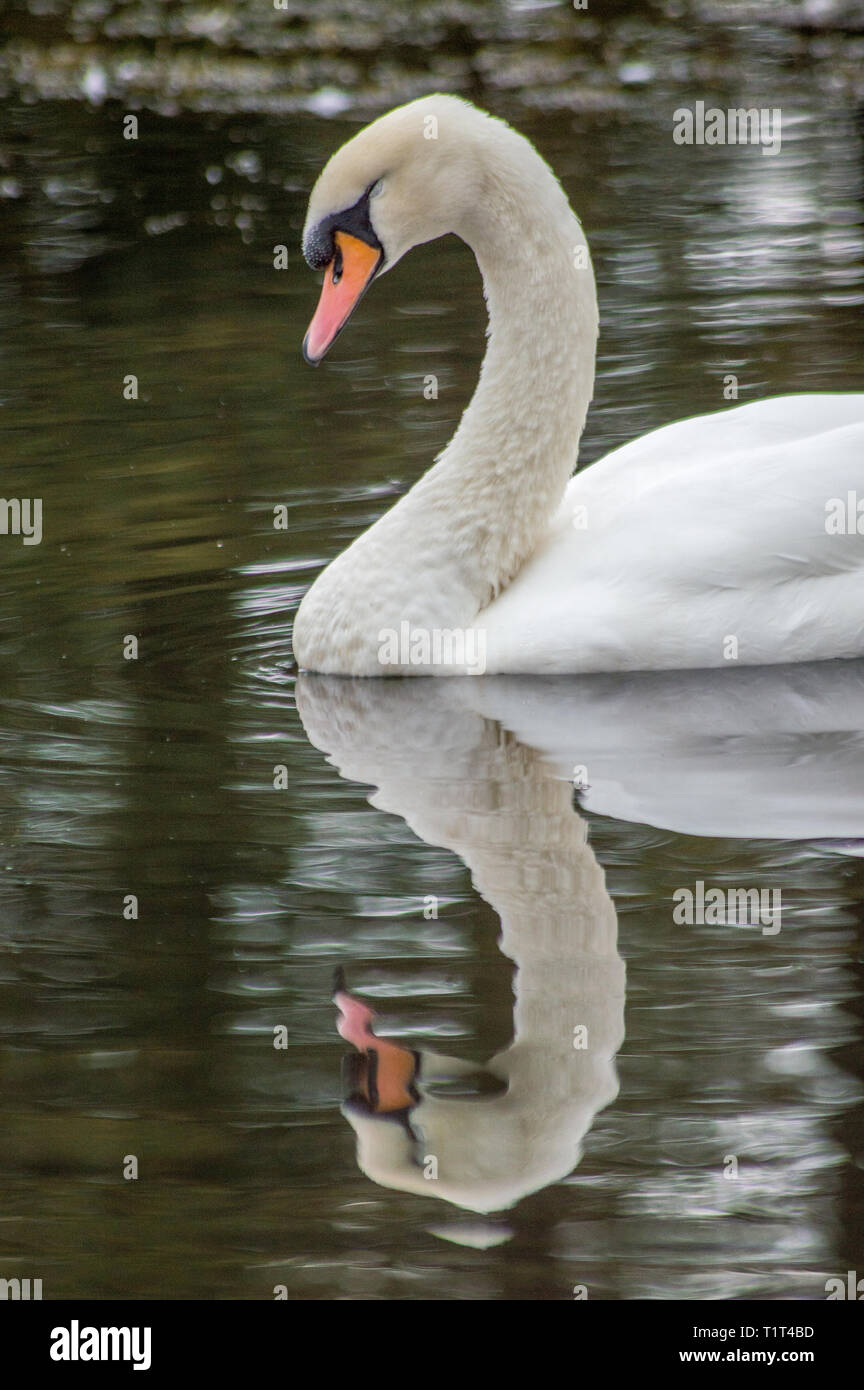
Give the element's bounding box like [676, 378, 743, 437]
[1, 71, 863, 1299]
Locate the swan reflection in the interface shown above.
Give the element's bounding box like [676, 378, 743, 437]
[298, 673, 625, 1215]
[296, 660, 864, 1215]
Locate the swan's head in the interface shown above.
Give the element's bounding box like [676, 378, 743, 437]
[301, 94, 504, 363]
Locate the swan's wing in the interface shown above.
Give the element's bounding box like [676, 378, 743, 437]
[576, 393, 864, 483]
[479, 395, 864, 672]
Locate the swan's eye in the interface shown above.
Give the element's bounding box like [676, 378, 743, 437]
[369, 178, 384, 199]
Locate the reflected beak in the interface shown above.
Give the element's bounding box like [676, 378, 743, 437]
[303, 230, 382, 364]
[335, 984, 419, 1113]
[364, 1047, 419, 1114]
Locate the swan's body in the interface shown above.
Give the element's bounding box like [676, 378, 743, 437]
[482, 395, 864, 672]
[293, 95, 864, 676]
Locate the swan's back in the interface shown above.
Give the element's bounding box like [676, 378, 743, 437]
[478, 394, 864, 674]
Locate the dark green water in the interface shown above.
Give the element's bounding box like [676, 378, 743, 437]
[1, 78, 863, 1298]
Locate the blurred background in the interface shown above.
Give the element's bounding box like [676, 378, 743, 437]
[3, 1, 864, 115]
[0, 0, 863, 1301]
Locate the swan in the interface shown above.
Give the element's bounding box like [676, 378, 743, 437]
[293, 94, 864, 676]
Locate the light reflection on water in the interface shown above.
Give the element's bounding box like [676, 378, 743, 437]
[0, 67, 863, 1297]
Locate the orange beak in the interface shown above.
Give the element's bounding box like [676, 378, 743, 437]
[303, 230, 382, 364]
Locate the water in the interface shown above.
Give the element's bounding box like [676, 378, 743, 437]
[1, 69, 864, 1298]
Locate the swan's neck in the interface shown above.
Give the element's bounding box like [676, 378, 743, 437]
[448, 180, 598, 578]
[294, 134, 598, 675]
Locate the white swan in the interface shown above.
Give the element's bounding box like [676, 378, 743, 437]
[293, 94, 864, 677]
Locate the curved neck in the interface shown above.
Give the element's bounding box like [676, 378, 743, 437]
[438, 165, 598, 599]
